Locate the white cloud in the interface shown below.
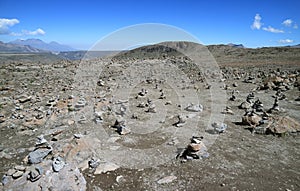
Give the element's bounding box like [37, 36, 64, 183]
[0, 18, 45, 36]
[294, 24, 298, 29]
[9, 28, 45, 36]
[22, 28, 46, 35]
[0, 18, 19, 34]
[9, 32, 22, 36]
[251, 14, 263, 30]
[262, 26, 284, 33]
[278, 39, 294, 44]
[282, 19, 293, 27]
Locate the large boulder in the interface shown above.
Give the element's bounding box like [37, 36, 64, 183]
[266, 116, 300, 135]
[261, 76, 284, 90]
[241, 114, 262, 126]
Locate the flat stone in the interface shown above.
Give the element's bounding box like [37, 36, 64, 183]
[28, 147, 52, 164]
[94, 162, 120, 174]
[221, 108, 234, 115]
[185, 104, 203, 112]
[6, 169, 16, 176]
[18, 96, 31, 103]
[157, 175, 177, 184]
[12, 171, 23, 179]
[191, 137, 202, 144]
[14, 165, 26, 171]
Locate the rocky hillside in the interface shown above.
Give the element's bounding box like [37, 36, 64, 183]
[113, 41, 300, 66]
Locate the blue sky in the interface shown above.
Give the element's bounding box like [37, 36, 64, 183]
[0, 0, 299, 50]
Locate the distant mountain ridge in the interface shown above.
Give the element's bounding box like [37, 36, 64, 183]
[0, 41, 45, 53]
[9, 38, 75, 52]
[285, 44, 300, 48]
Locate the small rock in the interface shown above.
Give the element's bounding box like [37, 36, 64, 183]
[52, 156, 65, 172]
[113, 119, 131, 135]
[147, 104, 157, 113]
[138, 88, 148, 96]
[116, 175, 125, 183]
[165, 101, 172, 105]
[78, 115, 87, 124]
[75, 98, 86, 108]
[74, 134, 83, 139]
[68, 120, 75, 125]
[94, 112, 103, 123]
[157, 175, 177, 184]
[221, 107, 234, 115]
[1, 175, 11, 185]
[12, 171, 23, 179]
[212, 122, 228, 133]
[89, 157, 100, 168]
[118, 126, 131, 135]
[159, 92, 166, 99]
[205, 84, 211, 89]
[185, 103, 203, 112]
[97, 80, 105, 86]
[28, 166, 43, 182]
[175, 114, 187, 127]
[137, 102, 146, 108]
[167, 137, 179, 146]
[35, 135, 48, 146]
[0, 116, 5, 123]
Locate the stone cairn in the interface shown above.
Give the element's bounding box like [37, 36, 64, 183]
[268, 97, 280, 113]
[177, 136, 209, 162]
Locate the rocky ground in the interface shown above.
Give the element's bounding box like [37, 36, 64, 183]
[0, 42, 299, 191]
